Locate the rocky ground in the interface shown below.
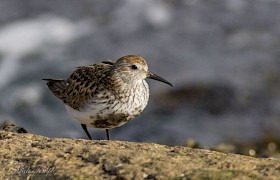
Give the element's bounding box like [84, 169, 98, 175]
[1, 131, 280, 179]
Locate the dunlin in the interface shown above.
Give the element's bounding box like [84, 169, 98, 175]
[43, 55, 173, 140]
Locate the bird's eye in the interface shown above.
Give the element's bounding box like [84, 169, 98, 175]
[131, 65, 138, 70]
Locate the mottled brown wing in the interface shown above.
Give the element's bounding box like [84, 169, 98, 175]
[61, 63, 113, 110]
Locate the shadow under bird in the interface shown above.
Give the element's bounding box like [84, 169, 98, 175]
[43, 55, 174, 140]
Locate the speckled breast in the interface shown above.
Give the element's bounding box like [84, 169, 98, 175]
[66, 80, 149, 129]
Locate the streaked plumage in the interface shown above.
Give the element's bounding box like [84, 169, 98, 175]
[43, 55, 173, 140]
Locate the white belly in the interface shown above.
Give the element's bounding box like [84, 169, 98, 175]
[65, 81, 149, 129]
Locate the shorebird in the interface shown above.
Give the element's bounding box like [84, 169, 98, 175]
[43, 55, 173, 140]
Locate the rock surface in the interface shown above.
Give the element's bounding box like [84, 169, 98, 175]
[1, 131, 280, 179]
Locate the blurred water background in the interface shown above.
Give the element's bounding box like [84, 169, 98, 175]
[1, 0, 280, 154]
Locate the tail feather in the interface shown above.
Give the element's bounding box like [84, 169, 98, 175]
[42, 78, 67, 98]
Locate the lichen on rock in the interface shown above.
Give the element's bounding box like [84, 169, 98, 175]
[1, 131, 280, 179]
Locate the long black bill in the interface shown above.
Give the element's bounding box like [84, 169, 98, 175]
[147, 72, 174, 87]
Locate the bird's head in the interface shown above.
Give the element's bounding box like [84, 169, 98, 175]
[112, 55, 174, 87]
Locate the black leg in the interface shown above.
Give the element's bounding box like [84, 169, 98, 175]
[106, 129, 110, 140]
[81, 124, 92, 140]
